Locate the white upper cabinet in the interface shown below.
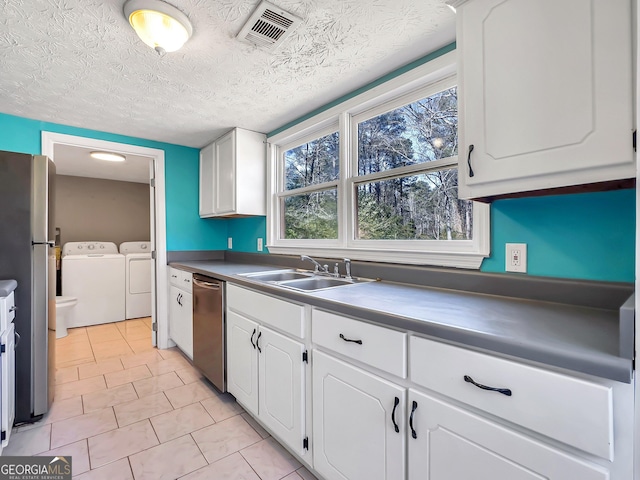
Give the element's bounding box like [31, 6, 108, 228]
[199, 127, 266, 217]
[452, 0, 634, 199]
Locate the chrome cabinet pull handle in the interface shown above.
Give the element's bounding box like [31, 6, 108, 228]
[339, 333, 362, 345]
[464, 375, 512, 396]
[391, 396, 400, 433]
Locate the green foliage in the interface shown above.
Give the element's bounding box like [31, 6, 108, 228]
[284, 190, 338, 240]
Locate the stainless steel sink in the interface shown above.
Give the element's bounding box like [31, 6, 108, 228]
[240, 269, 372, 292]
[241, 270, 313, 282]
[278, 276, 372, 292]
[279, 277, 353, 291]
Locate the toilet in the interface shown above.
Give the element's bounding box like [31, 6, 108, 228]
[55, 296, 77, 338]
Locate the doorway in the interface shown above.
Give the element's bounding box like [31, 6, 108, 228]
[41, 132, 170, 350]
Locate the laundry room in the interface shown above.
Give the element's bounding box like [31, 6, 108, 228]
[53, 142, 156, 365]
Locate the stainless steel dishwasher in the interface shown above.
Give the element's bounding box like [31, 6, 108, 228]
[192, 274, 226, 392]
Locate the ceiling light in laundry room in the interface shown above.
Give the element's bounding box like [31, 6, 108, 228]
[90, 151, 126, 162]
[123, 0, 193, 55]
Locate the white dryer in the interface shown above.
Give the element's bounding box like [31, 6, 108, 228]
[61, 242, 125, 328]
[119, 242, 152, 319]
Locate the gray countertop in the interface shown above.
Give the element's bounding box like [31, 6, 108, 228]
[171, 260, 632, 383]
[0, 279, 17, 297]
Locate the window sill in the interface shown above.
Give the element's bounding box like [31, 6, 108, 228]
[266, 245, 487, 270]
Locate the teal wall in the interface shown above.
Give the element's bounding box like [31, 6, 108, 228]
[228, 217, 267, 254]
[0, 112, 228, 251]
[483, 190, 635, 282]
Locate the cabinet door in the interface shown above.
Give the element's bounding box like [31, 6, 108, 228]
[215, 131, 235, 214]
[226, 310, 259, 415]
[1, 323, 13, 447]
[168, 285, 182, 346]
[313, 351, 405, 480]
[168, 286, 192, 359]
[199, 143, 215, 217]
[457, 0, 633, 199]
[258, 325, 305, 457]
[408, 389, 608, 480]
[180, 292, 193, 359]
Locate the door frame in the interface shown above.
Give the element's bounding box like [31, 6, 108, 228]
[41, 132, 171, 349]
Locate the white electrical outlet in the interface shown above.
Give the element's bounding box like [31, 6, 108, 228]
[257, 238, 263, 251]
[228, 237, 233, 249]
[506, 243, 527, 273]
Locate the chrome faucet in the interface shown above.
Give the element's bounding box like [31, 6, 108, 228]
[343, 258, 352, 280]
[301, 255, 329, 275]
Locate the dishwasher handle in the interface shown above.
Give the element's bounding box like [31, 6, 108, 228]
[193, 278, 221, 290]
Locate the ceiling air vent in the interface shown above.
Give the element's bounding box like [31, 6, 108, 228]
[237, 1, 302, 50]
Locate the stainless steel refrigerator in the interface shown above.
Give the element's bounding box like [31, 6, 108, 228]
[0, 151, 56, 423]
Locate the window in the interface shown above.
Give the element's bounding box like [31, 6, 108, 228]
[267, 52, 489, 268]
[282, 131, 339, 240]
[353, 86, 472, 242]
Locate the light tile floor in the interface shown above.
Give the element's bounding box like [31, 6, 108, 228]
[4, 319, 317, 480]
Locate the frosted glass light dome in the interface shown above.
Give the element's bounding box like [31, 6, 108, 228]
[124, 0, 193, 54]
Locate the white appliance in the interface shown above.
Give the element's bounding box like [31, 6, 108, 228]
[119, 241, 152, 319]
[61, 242, 125, 328]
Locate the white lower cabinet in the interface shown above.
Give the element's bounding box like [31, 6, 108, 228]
[408, 389, 608, 480]
[226, 286, 307, 458]
[168, 284, 192, 359]
[1, 322, 15, 447]
[224, 287, 631, 480]
[312, 350, 405, 480]
[258, 326, 305, 454]
[226, 310, 259, 414]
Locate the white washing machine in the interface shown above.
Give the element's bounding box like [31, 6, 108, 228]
[61, 242, 125, 328]
[120, 241, 152, 319]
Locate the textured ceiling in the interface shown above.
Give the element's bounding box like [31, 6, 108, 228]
[0, 0, 455, 148]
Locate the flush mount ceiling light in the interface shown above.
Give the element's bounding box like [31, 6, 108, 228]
[123, 0, 193, 55]
[90, 151, 126, 162]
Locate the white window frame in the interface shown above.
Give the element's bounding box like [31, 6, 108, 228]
[267, 50, 490, 269]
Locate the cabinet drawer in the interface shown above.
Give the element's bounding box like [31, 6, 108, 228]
[180, 271, 192, 293]
[0, 292, 15, 333]
[312, 309, 406, 378]
[409, 336, 613, 460]
[168, 267, 181, 287]
[227, 285, 304, 338]
[169, 267, 192, 293]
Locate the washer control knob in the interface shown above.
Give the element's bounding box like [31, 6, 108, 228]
[88, 244, 95, 250]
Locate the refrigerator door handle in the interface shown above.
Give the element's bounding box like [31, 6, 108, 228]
[31, 241, 55, 247]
